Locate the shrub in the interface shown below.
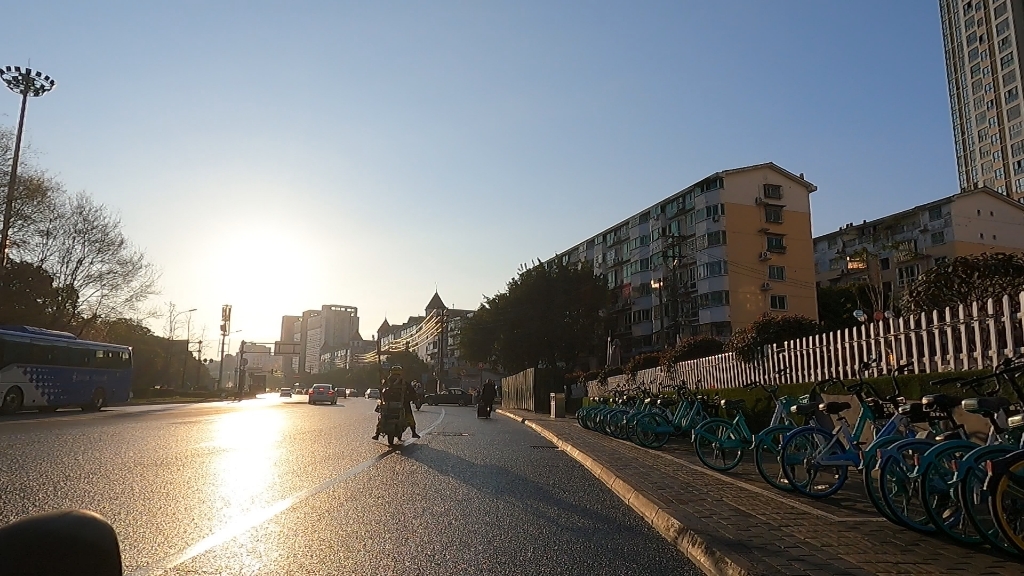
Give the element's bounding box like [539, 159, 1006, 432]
[625, 352, 662, 375]
[660, 336, 725, 368]
[725, 312, 820, 364]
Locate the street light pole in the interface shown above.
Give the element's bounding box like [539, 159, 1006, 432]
[0, 66, 56, 271]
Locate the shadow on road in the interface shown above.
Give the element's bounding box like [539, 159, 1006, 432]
[402, 443, 623, 532]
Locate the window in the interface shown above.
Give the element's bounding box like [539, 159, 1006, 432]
[929, 206, 943, 221]
[935, 256, 949, 266]
[697, 290, 730, 309]
[996, 167, 1006, 179]
[765, 206, 784, 223]
[758, 183, 782, 200]
[768, 265, 786, 281]
[972, 62, 982, 78]
[973, 78, 985, 94]
[829, 258, 842, 270]
[970, 47, 980, 62]
[996, 1, 1008, 18]
[766, 235, 786, 252]
[1004, 69, 1017, 86]
[999, 36, 1013, 53]
[880, 257, 891, 271]
[968, 31, 978, 46]
[897, 264, 920, 287]
[1010, 104, 1022, 121]
[1013, 140, 1024, 157]
[997, 18, 1011, 36]
[698, 260, 727, 278]
[1002, 52, 1016, 70]
[704, 230, 727, 247]
[769, 295, 788, 311]
[1008, 86, 1021, 104]
[827, 238, 837, 250]
[931, 231, 947, 245]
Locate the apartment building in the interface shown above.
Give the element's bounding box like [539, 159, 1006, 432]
[940, 0, 1024, 199]
[548, 162, 818, 354]
[279, 305, 360, 375]
[814, 187, 1024, 300]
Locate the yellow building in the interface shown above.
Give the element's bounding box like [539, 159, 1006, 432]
[814, 187, 1024, 303]
[548, 162, 818, 355]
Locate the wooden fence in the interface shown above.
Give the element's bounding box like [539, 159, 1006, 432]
[587, 292, 1024, 394]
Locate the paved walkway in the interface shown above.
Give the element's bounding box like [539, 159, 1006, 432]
[497, 409, 1022, 576]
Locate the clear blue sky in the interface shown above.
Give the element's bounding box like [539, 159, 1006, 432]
[4, 1, 955, 347]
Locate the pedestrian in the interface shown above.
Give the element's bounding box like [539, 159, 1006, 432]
[480, 379, 497, 416]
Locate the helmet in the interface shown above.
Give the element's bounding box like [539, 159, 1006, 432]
[389, 365, 403, 374]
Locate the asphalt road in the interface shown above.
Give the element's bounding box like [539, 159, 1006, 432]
[0, 395, 699, 575]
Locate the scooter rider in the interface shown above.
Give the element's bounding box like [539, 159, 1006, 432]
[372, 366, 420, 440]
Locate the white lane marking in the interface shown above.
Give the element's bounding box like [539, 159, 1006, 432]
[129, 408, 445, 576]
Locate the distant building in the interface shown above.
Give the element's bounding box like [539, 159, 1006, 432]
[939, 0, 1024, 199]
[545, 162, 819, 355]
[279, 305, 360, 375]
[813, 187, 1024, 302]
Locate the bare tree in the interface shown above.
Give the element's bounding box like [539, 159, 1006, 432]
[15, 191, 160, 333]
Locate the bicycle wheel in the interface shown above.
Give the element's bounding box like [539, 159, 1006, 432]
[961, 445, 1019, 554]
[693, 419, 745, 471]
[634, 412, 671, 449]
[754, 425, 795, 492]
[861, 436, 904, 525]
[921, 442, 982, 544]
[606, 410, 630, 439]
[878, 438, 937, 533]
[780, 427, 849, 498]
[576, 407, 591, 429]
[989, 455, 1024, 554]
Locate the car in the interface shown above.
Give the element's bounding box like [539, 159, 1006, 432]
[365, 388, 381, 399]
[308, 384, 337, 405]
[279, 388, 293, 398]
[335, 388, 348, 399]
[423, 387, 473, 406]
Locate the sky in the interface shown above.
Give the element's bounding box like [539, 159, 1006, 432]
[3, 1, 956, 350]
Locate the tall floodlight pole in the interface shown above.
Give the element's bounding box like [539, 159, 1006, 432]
[0, 66, 56, 271]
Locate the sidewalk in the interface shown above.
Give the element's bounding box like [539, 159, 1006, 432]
[497, 409, 1020, 576]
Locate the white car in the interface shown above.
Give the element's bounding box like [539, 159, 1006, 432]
[308, 384, 337, 405]
[279, 388, 293, 398]
[365, 388, 381, 399]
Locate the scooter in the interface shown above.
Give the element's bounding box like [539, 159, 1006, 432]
[376, 398, 407, 445]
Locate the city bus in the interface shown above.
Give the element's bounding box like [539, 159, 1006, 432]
[0, 326, 133, 415]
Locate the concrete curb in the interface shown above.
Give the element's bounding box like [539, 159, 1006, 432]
[496, 409, 753, 576]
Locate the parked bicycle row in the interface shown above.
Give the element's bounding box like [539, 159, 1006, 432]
[575, 356, 1024, 556]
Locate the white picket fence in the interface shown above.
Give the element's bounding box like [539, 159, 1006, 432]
[587, 291, 1024, 395]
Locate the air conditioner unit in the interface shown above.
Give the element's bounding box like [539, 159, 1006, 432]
[755, 197, 764, 205]
[758, 251, 772, 261]
[711, 215, 720, 222]
[760, 282, 772, 291]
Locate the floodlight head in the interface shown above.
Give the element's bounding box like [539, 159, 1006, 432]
[1, 66, 56, 97]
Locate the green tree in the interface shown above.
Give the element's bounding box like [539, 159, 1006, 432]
[660, 335, 725, 367]
[460, 261, 609, 374]
[816, 285, 867, 332]
[902, 252, 1024, 314]
[725, 312, 820, 364]
[0, 260, 78, 329]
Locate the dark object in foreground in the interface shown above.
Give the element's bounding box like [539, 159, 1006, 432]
[0, 510, 123, 576]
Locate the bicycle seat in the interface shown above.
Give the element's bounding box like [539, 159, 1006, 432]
[898, 401, 929, 424]
[790, 404, 818, 416]
[921, 394, 962, 412]
[720, 399, 745, 410]
[962, 396, 1011, 415]
[819, 401, 852, 415]
[935, 430, 966, 443]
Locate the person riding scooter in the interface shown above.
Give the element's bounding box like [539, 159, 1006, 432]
[372, 366, 420, 440]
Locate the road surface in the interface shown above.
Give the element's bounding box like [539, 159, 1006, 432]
[0, 395, 699, 575]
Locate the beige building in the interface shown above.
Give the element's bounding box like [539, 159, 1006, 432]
[547, 162, 818, 355]
[813, 187, 1024, 302]
[940, 0, 1024, 199]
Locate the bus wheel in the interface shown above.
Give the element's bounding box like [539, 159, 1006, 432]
[1, 387, 24, 415]
[82, 388, 105, 412]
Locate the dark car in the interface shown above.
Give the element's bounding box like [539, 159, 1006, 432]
[423, 387, 473, 406]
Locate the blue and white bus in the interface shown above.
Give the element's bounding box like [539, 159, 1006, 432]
[0, 326, 133, 415]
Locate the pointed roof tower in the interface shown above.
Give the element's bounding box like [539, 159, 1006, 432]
[425, 291, 447, 313]
[377, 318, 391, 337]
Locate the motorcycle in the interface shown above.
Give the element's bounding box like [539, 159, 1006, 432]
[376, 398, 407, 446]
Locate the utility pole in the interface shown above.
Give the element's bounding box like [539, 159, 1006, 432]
[217, 305, 231, 389]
